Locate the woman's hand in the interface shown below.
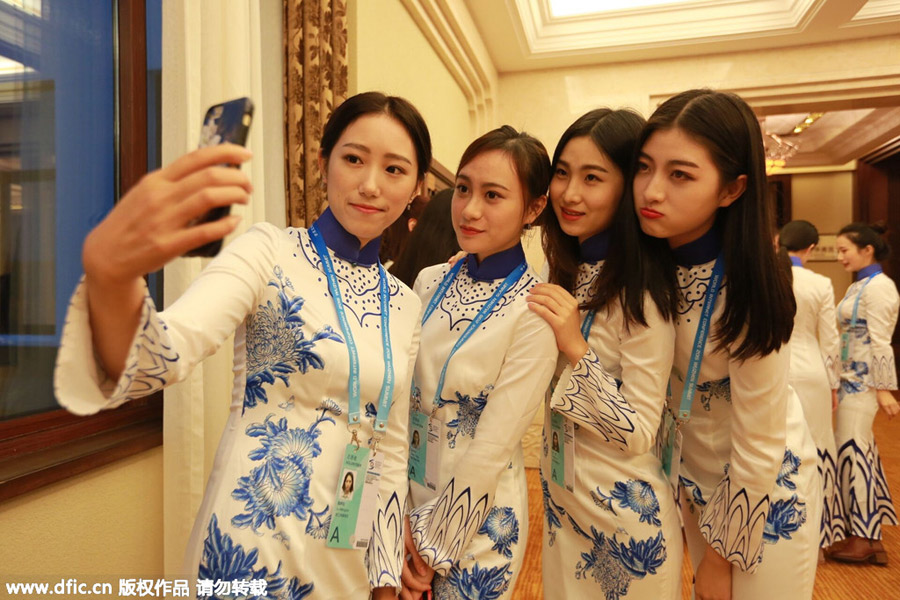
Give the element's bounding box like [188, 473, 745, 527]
[373, 587, 397, 599]
[876, 389, 899, 418]
[831, 389, 839, 413]
[400, 516, 433, 600]
[694, 544, 732, 600]
[83, 143, 253, 287]
[446, 250, 466, 266]
[527, 283, 588, 366]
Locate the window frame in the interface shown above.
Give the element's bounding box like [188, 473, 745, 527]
[0, 0, 162, 503]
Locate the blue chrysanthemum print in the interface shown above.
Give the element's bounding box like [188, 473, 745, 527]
[541, 477, 565, 546]
[478, 506, 519, 559]
[231, 408, 335, 533]
[591, 488, 618, 516]
[441, 385, 492, 448]
[679, 475, 707, 508]
[432, 562, 513, 600]
[305, 505, 331, 540]
[841, 360, 869, 394]
[609, 480, 661, 527]
[198, 513, 313, 600]
[777, 449, 801, 490]
[574, 525, 667, 600]
[763, 495, 807, 544]
[696, 377, 731, 412]
[244, 266, 343, 413]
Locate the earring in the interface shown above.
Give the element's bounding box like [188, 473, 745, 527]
[523, 223, 533, 231]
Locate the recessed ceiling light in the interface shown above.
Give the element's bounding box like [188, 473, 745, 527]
[548, 0, 692, 18]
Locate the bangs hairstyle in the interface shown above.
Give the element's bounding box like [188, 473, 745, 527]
[645, 89, 795, 360]
[320, 91, 432, 181]
[839, 222, 892, 262]
[538, 108, 677, 327]
[457, 125, 551, 213]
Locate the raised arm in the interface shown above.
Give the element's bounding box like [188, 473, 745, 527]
[82, 144, 252, 379]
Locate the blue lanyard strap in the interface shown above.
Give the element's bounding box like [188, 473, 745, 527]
[678, 254, 725, 422]
[422, 259, 528, 406]
[581, 310, 596, 341]
[309, 224, 394, 443]
[839, 271, 880, 330]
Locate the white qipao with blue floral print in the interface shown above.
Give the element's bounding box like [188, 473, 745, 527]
[787, 261, 847, 548]
[54, 209, 420, 599]
[539, 232, 682, 600]
[670, 230, 821, 600]
[408, 245, 556, 600]
[835, 265, 899, 540]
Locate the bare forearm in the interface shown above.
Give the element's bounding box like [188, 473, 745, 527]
[84, 270, 146, 381]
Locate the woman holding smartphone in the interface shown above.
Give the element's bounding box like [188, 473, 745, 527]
[827, 223, 898, 564]
[54, 92, 431, 599]
[528, 108, 682, 600]
[400, 126, 557, 600]
[633, 89, 821, 599]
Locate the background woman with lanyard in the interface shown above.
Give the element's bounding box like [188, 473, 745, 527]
[827, 223, 899, 564]
[778, 219, 846, 558]
[633, 89, 820, 599]
[54, 92, 431, 599]
[528, 108, 682, 600]
[400, 126, 557, 600]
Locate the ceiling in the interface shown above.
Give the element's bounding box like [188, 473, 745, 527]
[463, 0, 900, 167]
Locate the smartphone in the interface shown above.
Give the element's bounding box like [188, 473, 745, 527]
[184, 97, 254, 257]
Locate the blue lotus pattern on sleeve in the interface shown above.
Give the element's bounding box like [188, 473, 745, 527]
[231, 404, 337, 533]
[478, 506, 519, 559]
[440, 385, 492, 448]
[432, 562, 513, 600]
[198, 514, 314, 600]
[244, 266, 343, 413]
[609, 480, 662, 527]
[696, 377, 731, 411]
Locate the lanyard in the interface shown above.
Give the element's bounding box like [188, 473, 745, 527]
[309, 224, 394, 446]
[677, 254, 725, 422]
[421, 258, 528, 407]
[581, 310, 596, 340]
[838, 270, 880, 360]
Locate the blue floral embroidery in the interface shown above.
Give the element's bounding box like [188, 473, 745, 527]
[478, 506, 519, 559]
[198, 513, 313, 600]
[432, 562, 512, 600]
[244, 266, 343, 413]
[305, 505, 331, 540]
[572, 523, 667, 600]
[763, 495, 807, 544]
[440, 385, 492, 448]
[841, 360, 869, 394]
[609, 480, 661, 527]
[696, 377, 731, 411]
[231, 408, 335, 533]
[541, 478, 566, 546]
[679, 475, 707, 507]
[590, 488, 618, 516]
[777, 449, 801, 490]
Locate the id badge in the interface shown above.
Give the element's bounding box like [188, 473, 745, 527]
[549, 411, 575, 491]
[326, 444, 383, 550]
[409, 411, 428, 486]
[660, 411, 683, 490]
[840, 332, 850, 362]
[424, 418, 443, 492]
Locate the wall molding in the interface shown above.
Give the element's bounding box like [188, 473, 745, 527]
[398, 0, 497, 133]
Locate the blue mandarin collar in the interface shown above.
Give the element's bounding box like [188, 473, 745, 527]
[790, 256, 804, 267]
[672, 227, 721, 267]
[857, 263, 883, 281]
[312, 207, 382, 266]
[580, 230, 610, 263]
[464, 243, 527, 281]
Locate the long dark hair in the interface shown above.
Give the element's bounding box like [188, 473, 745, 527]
[389, 189, 461, 287]
[643, 89, 795, 360]
[539, 108, 677, 326]
[839, 222, 891, 261]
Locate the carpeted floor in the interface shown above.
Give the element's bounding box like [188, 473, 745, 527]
[513, 410, 900, 599]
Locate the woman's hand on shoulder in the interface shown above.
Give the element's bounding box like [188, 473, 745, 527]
[876, 389, 899, 419]
[83, 144, 252, 287]
[527, 283, 588, 366]
[446, 250, 466, 266]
